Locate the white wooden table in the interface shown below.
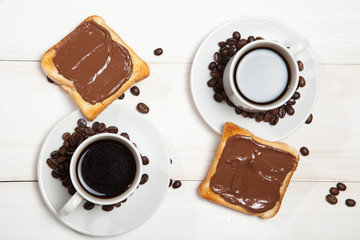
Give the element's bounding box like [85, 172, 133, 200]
[1, 0, 360, 239]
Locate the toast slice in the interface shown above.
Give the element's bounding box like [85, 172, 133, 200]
[199, 122, 300, 218]
[41, 15, 150, 121]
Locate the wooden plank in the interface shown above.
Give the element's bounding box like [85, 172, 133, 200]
[0, 0, 360, 63]
[0, 62, 360, 181]
[0, 181, 359, 239]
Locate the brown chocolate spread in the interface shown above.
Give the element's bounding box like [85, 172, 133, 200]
[210, 135, 297, 214]
[53, 20, 133, 104]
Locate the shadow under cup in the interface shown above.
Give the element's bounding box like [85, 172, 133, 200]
[223, 40, 300, 112]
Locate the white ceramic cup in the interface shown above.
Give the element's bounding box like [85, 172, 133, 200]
[60, 133, 142, 216]
[223, 39, 309, 112]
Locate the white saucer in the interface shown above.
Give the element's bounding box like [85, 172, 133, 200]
[190, 17, 319, 141]
[37, 104, 170, 237]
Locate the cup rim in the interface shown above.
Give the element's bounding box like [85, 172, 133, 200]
[228, 40, 299, 111]
[69, 133, 142, 205]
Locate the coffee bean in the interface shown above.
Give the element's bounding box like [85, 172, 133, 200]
[247, 36, 255, 43]
[226, 100, 235, 107]
[214, 52, 220, 62]
[63, 140, 70, 148]
[270, 116, 279, 126]
[140, 174, 149, 185]
[46, 158, 58, 169]
[62, 176, 71, 187]
[51, 170, 61, 179]
[297, 60, 304, 71]
[255, 114, 264, 122]
[77, 118, 87, 128]
[226, 38, 237, 46]
[207, 78, 217, 87]
[220, 48, 229, 57]
[172, 180, 182, 189]
[66, 147, 75, 156]
[107, 126, 118, 134]
[292, 92, 301, 100]
[68, 186, 76, 195]
[241, 111, 249, 118]
[47, 76, 54, 83]
[142, 156, 149, 165]
[114, 202, 121, 208]
[92, 122, 99, 131]
[232, 31, 241, 40]
[255, 36, 264, 40]
[305, 114, 313, 124]
[58, 146, 67, 156]
[57, 156, 67, 163]
[285, 104, 295, 115]
[249, 113, 258, 119]
[298, 76, 306, 88]
[121, 198, 128, 203]
[58, 163, 65, 173]
[300, 147, 309, 156]
[98, 123, 106, 132]
[218, 41, 226, 48]
[264, 112, 273, 122]
[278, 106, 286, 118]
[64, 161, 70, 171]
[62, 132, 71, 141]
[169, 178, 173, 187]
[208, 62, 217, 70]
[83, 201, 95, 210]
[235, 107, 242, 115]
[326, 194, 338, 205]
[170, 158, 173, 164]
[210, 70, 221, 79]
[236, 39, 248, 49]
[120, 132, 130, 140]
[287, 98, 296, 105]
[50, 150, 60, 159]
[329, 187, 339, 196]
[270, 109, 278, 115]
[154, 48, 163, 56]
[102, 205, 114, 211]
[345, 199, 356, 207]
[336, 182, 347, 191]
[137, 103, 150, 114]
[84, 127, 94, 136]
[214, 93, 223, 103]
[118, 93, 125, 100]
[130, 86, 140, 96]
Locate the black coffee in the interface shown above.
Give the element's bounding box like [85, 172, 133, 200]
[76, 139, 136, 198]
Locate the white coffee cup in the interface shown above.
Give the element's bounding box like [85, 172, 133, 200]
[60, 133, 142, 216]
[223, 39, 309, 112]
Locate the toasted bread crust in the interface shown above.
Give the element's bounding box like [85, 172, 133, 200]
[199, 122, 300, 218]
[41, 15, 150, 121]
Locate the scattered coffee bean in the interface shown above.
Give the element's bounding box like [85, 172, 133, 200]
[264, 112, 273, 122]
[336, 182, 347, 191]
[102, 205, 114, 212]
[98, 123, 106, 132]
[58, 163, 65, 173]
[241, 111, 249, 118]
[278, 106, 286, 118]
[154, 48, 163, 56]
[172, 180, 182, 189]
[83, 201, 95, 210]
[326, 194, 338, 205]
[232, 31, 241, 40]
[136, 103, 150, 114]
[288, 98, 296, 105]
[46, 158, 58, 169]
[236, 39, 248, 49]
[62, 176, 71, 187]
[57, 156, 67, 163]
[107, 126, 118, 134]
[305, 114, 313, 124]
[297, 60, 304, 71]
[68, 186, 76, 195]
[114, 202, 121, 208]
[169, 178, 173, 187]
[226, 38, 237, 46]
[62, 132, 71, 141]
[255, 36, 264, 40]
[130, 86, 140, 96]
[121, 198, 127, 203]
[285, 104, 295, 115]
[140, 173, 149, 185]
[300, 147, 309, 156]
[270, 116, 279, 126]
[345, 199, 356, 207]
[255, 114, 264, 122]
[298, 76, 306, 88]
[120, 132, 130, 140]
[235, 107, 242, 115]
[214, 52, 220, 62]
[47, 77, 54, 83]
[292, 92, 301, 100]
[58, 146, 67, 155]
[207, 78, 217, 87]
[92, 122, 99, 131]
[51, 170, 61, 179]
[329, 187, 339, 196]
[118, 93, 125, 100]
[77, 118, 87, 128]
[84, 127, 94, 136]
[50, 150, 60, 159]
[214, 93, 223, 103]
[210, 70, 221, 79]
[208, 62, 217, 70]
[142, 156, 149, 165]
[247, 36, 255, 42]
[218, 41, 226, 47]
[170, 158, 173, 164]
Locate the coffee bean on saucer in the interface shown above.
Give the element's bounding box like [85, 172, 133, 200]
[51, 169, 61, 179]
[102, 205, 114, 212]
[62, 176, 71, 187]
[298, 76, 306, 88]
[220, 48, 230, 57]
[232, 31, 241, 40]
[214, 93, 223, 103]
[255, 114, 264, 122]
[214, 52, 220, 62]
[77, 118, 87, 128]
[142, 156, 149, 165]
[120, 132, 130, 140]
[92, 121, 99, 131]
[130, 86, 140, 96]
[285, 104, 295, 115]
[136, 102, 150, 114]
[336, 182, 347, 191]
[140, 173, 149, 185]
[107, 126, 118, 134]
[264, 112, 272, 122]
[270, 116, 279, 126]
[300, 147, 309, 156]
[50, 150, 60, 159]
[114, 202, 121, 208]
[154, 48, 163, 56]
[329, 187, 339, 196]
[58, 163, 65, 173]
[46, 158, 58, 169]
[68, 186, 76, 196]
[210, 70, 221, 79]
[326, 194, 338, 205]
[62, 132, 71, 141]
[57, 156, 67, 163]
[226, 99, 235, 107]
[236, 39, 248, 49]
[241, 111, 249, 118]
[345, 199, 356, 207]
[287, 98, 296, 105]
[121, 198, 127, 203]
[278, 106, 286, 118]
[249, 113, 258, 119]
[172, 180, 182, 189]
[84, 127, 94, 136]
[297, 60, 304, 71]
[208, 62, 217, 70]
[207, 78, 217, 87]
[247, 36, 255, 43]
[169, 178, 173, 187]
[118, 93, 125, 100]
[83, 201, 95, 210]
[170, 158, 173, 164]
[58, 146, 67, 156]
[255, 36, 264, 40]
[218, 41, 226, 48]
[292, 92, 301, 100]
[305, 114, 313, 124]
[235, 107, 242, 115]
[97, 123, 106, 132]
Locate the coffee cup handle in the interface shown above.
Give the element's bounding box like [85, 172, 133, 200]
[60, 192, 83, 216]
[288, 39, 309, 56]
